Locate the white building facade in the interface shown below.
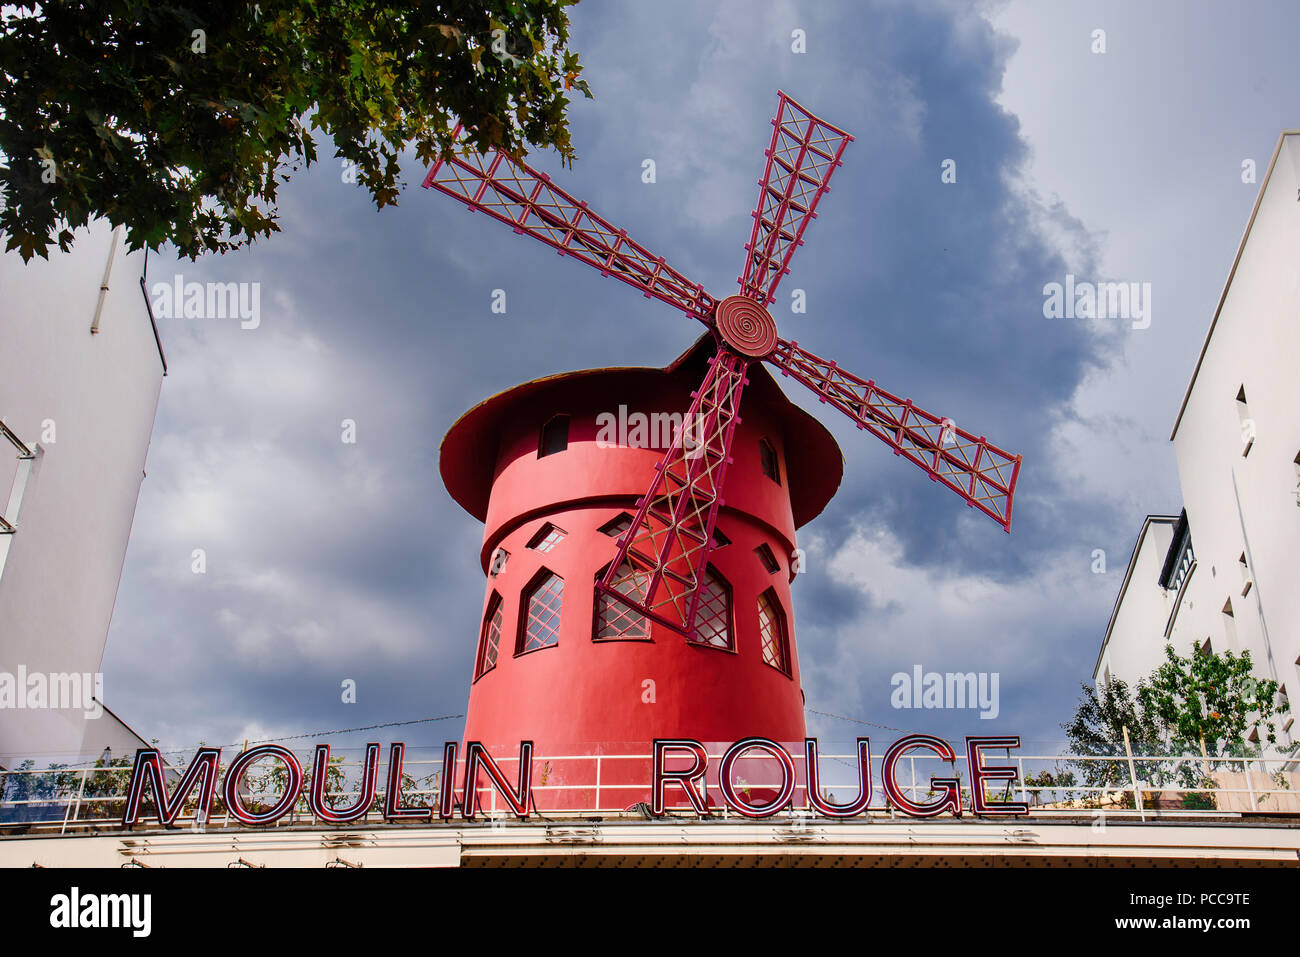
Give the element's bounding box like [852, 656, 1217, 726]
[1095, 131, 1300, 752]
[0, 220, 164, 768]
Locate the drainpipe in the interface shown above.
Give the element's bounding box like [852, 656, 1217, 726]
[89, 224, 124, 334]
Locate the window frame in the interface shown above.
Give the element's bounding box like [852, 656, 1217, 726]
[757, 587, 792, 677]
[758, 437, 781, 485]
[475, 591, 504, 680]
[538, 414, 571, 458]
[526, 522, 567, 553]
[598, 512, 635, 539]
[516, 568, 564, 656]
[688, 564, 736, 653]
[592, 560, 654, 643]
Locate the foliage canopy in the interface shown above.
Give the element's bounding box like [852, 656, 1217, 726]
[0, 0, 592, 260]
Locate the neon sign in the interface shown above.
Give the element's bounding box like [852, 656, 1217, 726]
[121, 734, 1028, 827]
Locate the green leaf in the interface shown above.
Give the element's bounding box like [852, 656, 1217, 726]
[0, 0, 589, 258]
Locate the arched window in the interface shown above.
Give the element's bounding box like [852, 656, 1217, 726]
[594, 561, 651, 640]
[518, 570, 564, 654]
[691, 567, 733, 650]
[539, 415, 570, 458]
[759, 437, 780, 484]
[757, 588, 790, 674]
[476, 592, 504, 678]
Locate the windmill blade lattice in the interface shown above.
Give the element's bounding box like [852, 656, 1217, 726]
[595, 352, 748, 637]
[767, 339, 1020, 530]
[425, 91, 1021, 639]
[739, 94, 853, 306]
[423, 135, 715, 324]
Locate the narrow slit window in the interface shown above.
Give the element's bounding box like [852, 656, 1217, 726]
[477, 593, 504, 677]
[539, 415, 570, 458]
[759, 438, 781, 484]
[758, 589, 790, 674]
[754, 543, 780, 574]
[1235, 386, 1254, 457]
[1222, 598, 1238, 647]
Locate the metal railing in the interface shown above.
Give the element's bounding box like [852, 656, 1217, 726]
[0, 417, 35, 536]
[2, 748, 1296, 834]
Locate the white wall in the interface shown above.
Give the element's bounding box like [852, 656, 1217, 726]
[1101, 133, 1300, 751]
[0, 219, 164, 767]
[1095, 517, 1178, 687]
[1170, 132, 1300, 747]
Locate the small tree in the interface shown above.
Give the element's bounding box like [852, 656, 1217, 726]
[1061, 678, 1168, 798]
[1137, 643, 1289, 758]
[1063, 646, 1292, 804]
[53, 755, 136, 820]
[1022, 767, 1077, 806]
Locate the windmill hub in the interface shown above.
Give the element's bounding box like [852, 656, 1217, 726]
[715, 294, 778, 358]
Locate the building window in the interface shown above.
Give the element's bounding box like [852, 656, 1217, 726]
[754, 543, 780, 574]
[539, 415, 570, 458]
[1222, 598, 1238, 648]
[758, 589, 790, 674]
[690, 567, 733, 650]
[488, 547, 509, 577]
[519, 570, 563, 654]
[1159, 511, 1194, 592]
[677, 514, 730, 552]
[1235, 386, 1254, 457]
[595, 561, 651, 640]
[527, 522, 566, 552]
[476, 593, 504, 677]
[599, 513, 634, 538]
[759, 438, 781, 484]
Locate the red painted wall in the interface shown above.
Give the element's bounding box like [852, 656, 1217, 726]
[440, 342, 842, 809]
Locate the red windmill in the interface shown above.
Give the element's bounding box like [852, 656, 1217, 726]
[425, 92, 1021, 647]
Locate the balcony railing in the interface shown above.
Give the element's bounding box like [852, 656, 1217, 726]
[2, 747, 1297, 835]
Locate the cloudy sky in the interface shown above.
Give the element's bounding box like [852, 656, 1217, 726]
[99, 0, 1300, 760]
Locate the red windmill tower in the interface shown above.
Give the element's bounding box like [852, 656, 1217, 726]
[428, 93, 1020, 809]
